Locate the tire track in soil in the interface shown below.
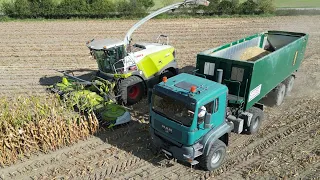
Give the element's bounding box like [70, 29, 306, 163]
[222, 97, 314, 160]
[215, 117, 320, 179]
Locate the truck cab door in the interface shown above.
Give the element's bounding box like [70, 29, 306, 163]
[210, 95, 226, 128]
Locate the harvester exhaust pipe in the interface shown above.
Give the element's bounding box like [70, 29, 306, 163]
[217, 69, 223, 84]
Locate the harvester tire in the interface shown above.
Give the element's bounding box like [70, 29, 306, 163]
[268, 83, 286, 106]
[118, 76, 145, 105]
[283, 75, 295, 96]
[246, 107, 264, 134]
[199, 140, 226, 171]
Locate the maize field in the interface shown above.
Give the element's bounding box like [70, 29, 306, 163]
[0, 16, 319, 179]
[0, 95, 99, 166]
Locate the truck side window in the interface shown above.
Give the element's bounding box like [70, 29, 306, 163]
[214, 98, 219, 113]
[197, 102, 213, 124]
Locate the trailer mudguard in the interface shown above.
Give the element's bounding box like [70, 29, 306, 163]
[201, 121, 233, 156]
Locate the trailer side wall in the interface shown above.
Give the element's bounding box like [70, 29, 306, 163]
[246, 32, 308, 110]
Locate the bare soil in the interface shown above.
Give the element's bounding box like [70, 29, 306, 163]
[0, 16, 319, 179]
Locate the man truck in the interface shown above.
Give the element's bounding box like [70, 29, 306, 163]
[149, 31, 309, 171]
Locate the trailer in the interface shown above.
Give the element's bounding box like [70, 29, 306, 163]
[196, 30, 309, 110]
[149, 31, 309, 171]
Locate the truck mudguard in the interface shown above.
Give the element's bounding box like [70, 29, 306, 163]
[202, 122, 233, 156]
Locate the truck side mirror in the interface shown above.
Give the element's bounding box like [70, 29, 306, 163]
[148, 89, 153, 104]
[204, 113, 212, 129]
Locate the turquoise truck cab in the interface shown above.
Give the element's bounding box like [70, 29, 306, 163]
[149, 73, 233, 170]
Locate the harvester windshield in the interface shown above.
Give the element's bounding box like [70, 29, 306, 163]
[152, 93, 195, 127]
[92, 49, 124, 74]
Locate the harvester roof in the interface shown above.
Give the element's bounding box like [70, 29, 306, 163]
[87, 39, 124, 50]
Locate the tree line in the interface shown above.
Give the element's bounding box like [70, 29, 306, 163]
[1, 0, 275, 19]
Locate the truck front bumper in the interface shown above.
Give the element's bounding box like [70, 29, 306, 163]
[150, 128, 199, 165]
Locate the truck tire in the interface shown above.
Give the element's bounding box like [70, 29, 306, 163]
[283, 76, 295, 96]
[199, 140, 226, 171]
[246, 107, 264, 134]
[118, 76, 145, 105]
[268, 83, 286, 106]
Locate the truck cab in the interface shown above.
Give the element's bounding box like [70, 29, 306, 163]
[149, 73, 233, 171]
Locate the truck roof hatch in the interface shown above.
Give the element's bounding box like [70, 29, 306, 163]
[174, 81, 197, 91]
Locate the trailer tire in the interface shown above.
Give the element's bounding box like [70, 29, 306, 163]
[283, 76, 295, 96]
[268, 83, 286, 106]
[247, 107, 264, 134]
[199, 140, 226, 171]
[118, 76, 145, 105]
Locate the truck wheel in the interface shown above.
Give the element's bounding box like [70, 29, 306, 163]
[268, 83, 286, 106]
[199, 140, 226, 171]
[283, 76, 295, 96]
[118, 76, 145, 105]
[247, 107, 264, 134]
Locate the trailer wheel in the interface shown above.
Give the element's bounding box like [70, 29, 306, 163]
[268, 83, 286, 106]
[118, 76, 145, 105]
[283, 76, 295, 96]
[247, 107, 264, 134]
[199, 140, 226, 171]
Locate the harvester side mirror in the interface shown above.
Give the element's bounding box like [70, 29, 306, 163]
[204, 113, 212, 129]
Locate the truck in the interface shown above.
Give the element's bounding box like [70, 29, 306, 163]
[86, 0, 209, 105]
[149, 30, 309, 171]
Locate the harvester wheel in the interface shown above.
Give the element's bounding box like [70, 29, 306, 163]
[118, 76, 145, 105]
[268, 83, 286, 106]
[283, 76, 295, 96]
[199, 139, 226, 171]
[246, 107, 264, 134]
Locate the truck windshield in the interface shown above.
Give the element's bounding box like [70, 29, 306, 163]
[152, 93, 195, 127]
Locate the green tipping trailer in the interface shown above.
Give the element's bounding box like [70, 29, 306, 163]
[196, 31, 308, 111]
[149, 31, 309, 171]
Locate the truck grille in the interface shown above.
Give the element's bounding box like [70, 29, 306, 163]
[154, 119, 182, 141]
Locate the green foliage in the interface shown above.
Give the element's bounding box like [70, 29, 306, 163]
[138, 0, 155, 9]
[1, 0, 154, 18]
[218, 0, 237, 15]
[0, 0, 275, 19]
[257, 0, 275, 14]
[202, 0, 220, 15]
[161, 0, 174, 7]
[56, 0, 89, 18]
[238, 0, 258, 14]
[90, 0, 115, 17]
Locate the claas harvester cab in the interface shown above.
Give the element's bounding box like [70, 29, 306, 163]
[86, 0, 210, 105]
[149, 31, 308, 171]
